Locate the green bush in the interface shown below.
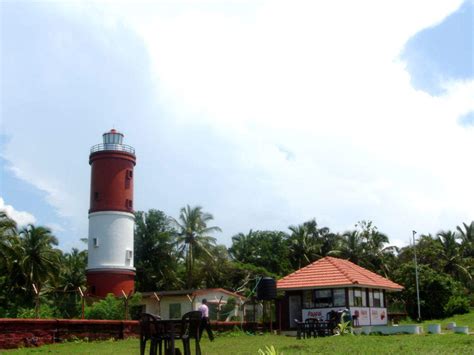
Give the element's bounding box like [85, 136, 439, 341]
[219, 297, 236, 321]
[17, 303, 59, 319]
[444, 296, 470, 316]
[85, 293, 142, 320]
[393, 264, 470, 319]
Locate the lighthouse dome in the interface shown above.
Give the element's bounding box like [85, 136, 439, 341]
[103, 129, 124, 144]
[90, 129, 135, 155]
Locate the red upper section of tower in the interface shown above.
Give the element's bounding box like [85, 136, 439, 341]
[89, 130, 136, 214]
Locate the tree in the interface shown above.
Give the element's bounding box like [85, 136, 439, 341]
[436, 230, 471, 283]
[362, 224, 397, 277]
[18, 225, 61, 293]
[195, 244, 233, 289]
[134, 210, 181, 291]
[392, 263, 469, 319]
[229, 230, 257, 265]
[457, 221, 474, 258]
[173, 205, 221, 289]
[287, 223, 319, 269]
[0, 211, 19, 315]
[0, 211, 18, 275]
[58, 248, 87, 291]
[335, 230, 364, 265]
[229, 230, 291, 276]
[333, 221, 397, 276]
[49, 248, 88, 318]
[398, 234, 445, 272]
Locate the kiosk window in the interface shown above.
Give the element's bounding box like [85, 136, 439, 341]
[333, 289, 346, 307]
[314, 289, 332, 307]
[373, 290, 382, 307]
[353, 289, 363, 306]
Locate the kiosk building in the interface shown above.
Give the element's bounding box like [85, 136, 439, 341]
[277, 256, 403, 329]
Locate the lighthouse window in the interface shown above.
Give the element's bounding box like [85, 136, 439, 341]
[94, 192, 99, 201]
[126, 250, 133, 260]
[93, 238, 99, 247]
[126, 199, 133, 208]
[127, 170, 133, 179]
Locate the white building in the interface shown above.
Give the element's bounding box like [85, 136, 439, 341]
[140, 288, 247, 321]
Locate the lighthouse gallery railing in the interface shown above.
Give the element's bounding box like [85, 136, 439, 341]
[90, 143, 135, 155]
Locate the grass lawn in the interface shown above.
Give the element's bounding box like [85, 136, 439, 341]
[399, 309, 474, 329]
[4, 311, 474, 354]
[3, 332, 473, 355]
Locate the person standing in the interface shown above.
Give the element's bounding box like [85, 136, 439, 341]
[198, 299, 214, 341]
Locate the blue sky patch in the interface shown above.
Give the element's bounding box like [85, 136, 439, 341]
[401, 1, 473, 95]
[459, 111, 474, 126]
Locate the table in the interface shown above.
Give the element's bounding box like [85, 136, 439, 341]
[156, 319, 182, 354]
[296, 319, 334, 339]
[155, 318, 201, 355]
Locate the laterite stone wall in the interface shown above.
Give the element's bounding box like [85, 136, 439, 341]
[0, 319, 260, 349]
[0, 319, 139, 349]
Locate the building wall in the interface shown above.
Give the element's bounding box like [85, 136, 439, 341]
[143, 296, 193, 319]
[87, 211, 135, 270]
[86, 269, 135, 297]
[142, 290, 245, 320]
[283, 287, 391, 328]
[89, 151, 135, 214]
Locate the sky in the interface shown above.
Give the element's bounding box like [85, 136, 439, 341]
[1, 0, 473, 251]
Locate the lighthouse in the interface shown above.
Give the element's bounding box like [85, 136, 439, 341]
[86, 129, 136, 297]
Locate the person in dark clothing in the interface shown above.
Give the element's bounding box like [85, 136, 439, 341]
[198, 299, 214, 341]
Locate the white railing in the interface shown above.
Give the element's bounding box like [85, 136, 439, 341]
[90, 143, 135, 154]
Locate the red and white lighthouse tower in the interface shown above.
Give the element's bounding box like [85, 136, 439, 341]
[86, 129, 136, 297]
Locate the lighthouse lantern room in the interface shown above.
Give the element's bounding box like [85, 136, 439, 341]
[86, 129, 136, 297]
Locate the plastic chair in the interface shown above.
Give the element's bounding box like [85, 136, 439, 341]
[305, 318, 318, 338]
[294, 319, 306, 339]
[140, 313, 161, 355]
[180, 311, 202, 355]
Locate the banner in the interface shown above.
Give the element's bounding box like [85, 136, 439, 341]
[349, 307, 370, 326]
[369, 307, 387, 325]
[302, 308, 345, 321]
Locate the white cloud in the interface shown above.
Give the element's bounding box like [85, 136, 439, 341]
[45, 222, 66, 234]
[2, 0, 472, 249]
[124, 0, 473, 242]
[0, 197, 36, 227]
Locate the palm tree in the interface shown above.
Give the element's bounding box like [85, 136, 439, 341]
[59, 248, 87, 291]
[436, 230, 471, 282]
[19, 224, 61, 292]
[50, 248, 87, 318]
[173, 205, 221, 288]
[0, 211, 17, 236]
[134, 210, 181, 291]
[287, 224, 319, 269]
[334, 230, 365, 265]
[229, 230, 257, 264]
[364, 230, 398, 277]
[0, 211, 18, 270]
[457, 221, 474, 258]
[0, 212, 20, 309]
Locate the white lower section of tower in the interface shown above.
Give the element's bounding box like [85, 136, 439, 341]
[87, 211, 135, 271]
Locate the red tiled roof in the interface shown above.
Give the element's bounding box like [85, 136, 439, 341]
[277, 256, 403, 291]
